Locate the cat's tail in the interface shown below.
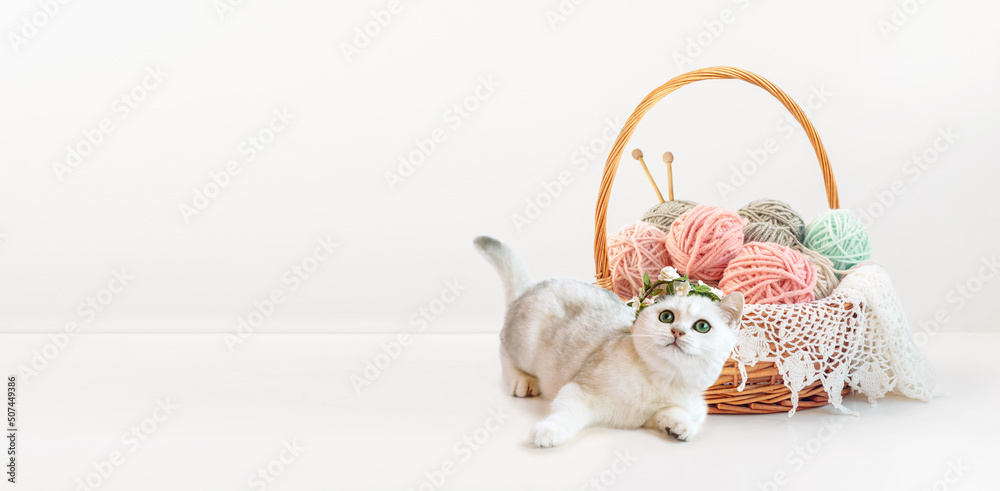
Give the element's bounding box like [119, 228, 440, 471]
[473, 236, 531, 306]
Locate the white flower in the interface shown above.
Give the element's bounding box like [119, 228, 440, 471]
[697, 280, 725, 300]
[629, 294, 657, 316]
[658, 266, 680, 282]
[628, 296, 643, 314]
[674, 281, 692, 297]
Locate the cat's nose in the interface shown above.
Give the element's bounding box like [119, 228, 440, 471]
[670, 328, 685, 338]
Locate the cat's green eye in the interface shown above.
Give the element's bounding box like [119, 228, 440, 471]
[693, 320, 712, 333]
[658, 310, 675, 323]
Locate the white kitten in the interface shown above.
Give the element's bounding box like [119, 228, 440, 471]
[475, 236, 743, 447]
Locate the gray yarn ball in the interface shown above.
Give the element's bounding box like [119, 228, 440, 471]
[641, 200, 698, 234]
[738, 199, 805, 246]
[742, 222, 799, 247]
[794, 245, 840, 299]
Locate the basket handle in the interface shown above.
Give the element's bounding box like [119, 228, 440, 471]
[593, 66, 840, 289]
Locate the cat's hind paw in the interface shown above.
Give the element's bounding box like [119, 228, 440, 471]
[510, 374, 540, 398]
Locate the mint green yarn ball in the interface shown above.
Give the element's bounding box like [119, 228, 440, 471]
[803, 209, 872, 271]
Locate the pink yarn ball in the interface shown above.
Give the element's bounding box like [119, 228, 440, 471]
[665, 205, 745, 281]
[607, 221, 670, 299]
[720, 242, 817, 305]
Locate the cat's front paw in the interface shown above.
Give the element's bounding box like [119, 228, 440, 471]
[656, 407, 699, 442]
[532, 421, 569, 448]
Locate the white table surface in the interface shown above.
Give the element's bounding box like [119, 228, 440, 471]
[0, 331, 994, 491]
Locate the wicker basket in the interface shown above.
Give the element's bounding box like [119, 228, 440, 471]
[593, 66, 860, 414]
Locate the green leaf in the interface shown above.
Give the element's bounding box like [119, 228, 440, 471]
[643, 272, 650, 288]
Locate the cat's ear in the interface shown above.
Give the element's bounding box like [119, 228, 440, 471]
[717, 292, 744, 327]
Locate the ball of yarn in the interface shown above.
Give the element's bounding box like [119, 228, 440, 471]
[794, 245, 839, 299]
[607, 221, 671, 299]
[665, 205, 745, 281]
[720, 242, 817, 305]
[641, 200, 698, 234]
[803, 210, 872, 271]
[738, 199, 805, 247]
[742, 222, 798, 247]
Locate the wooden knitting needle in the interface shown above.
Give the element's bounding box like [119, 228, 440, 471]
[631, 149, 665, 203]
[662, 151, 675, 201]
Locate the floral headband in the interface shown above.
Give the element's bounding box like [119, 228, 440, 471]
[626, 267, 724, 316]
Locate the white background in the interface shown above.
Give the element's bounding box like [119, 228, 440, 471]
[2, 0, 999, 335]
[3, 3, 999, 491]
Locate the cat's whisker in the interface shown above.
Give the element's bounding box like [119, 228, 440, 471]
[636, 339, 664, 358]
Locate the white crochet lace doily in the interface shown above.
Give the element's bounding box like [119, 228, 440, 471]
[731, 263, 935, 415]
